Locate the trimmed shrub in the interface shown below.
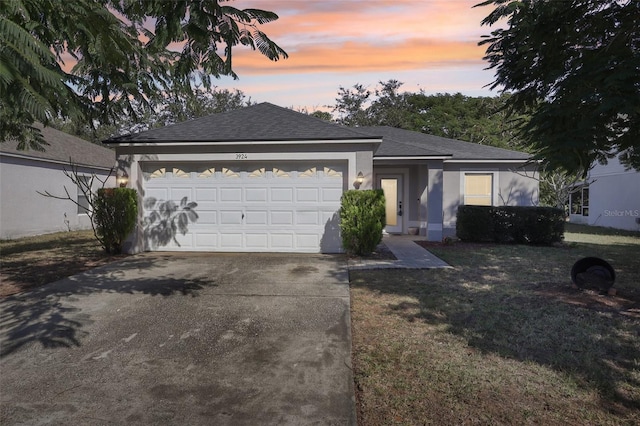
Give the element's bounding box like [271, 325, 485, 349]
[339, 189, 386, 255]
[456, 205, 564, 245]
[93, 188, 138, 254]
[456, 205, 495, 242]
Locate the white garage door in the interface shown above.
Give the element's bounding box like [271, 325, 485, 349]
[141, 162, 345, 253]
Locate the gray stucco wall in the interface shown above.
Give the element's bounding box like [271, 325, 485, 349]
[442, 163, 539, 237]
[0, 156, 114, 239]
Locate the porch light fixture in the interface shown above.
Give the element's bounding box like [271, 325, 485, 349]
[354, 171, 364, 189]
[118, 176, 128, 187]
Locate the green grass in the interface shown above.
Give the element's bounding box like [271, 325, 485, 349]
[350, 224, 640, 425]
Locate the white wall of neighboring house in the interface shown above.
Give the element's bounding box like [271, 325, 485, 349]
[585, 157, 640, 231]
[0, 156, 114, 239]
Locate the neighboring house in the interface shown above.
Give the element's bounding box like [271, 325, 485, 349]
[569, 157, 640, 231]
[105, 103, 538, 253]
[0, 125, 116, 239]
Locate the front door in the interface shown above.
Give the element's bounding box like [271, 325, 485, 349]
[378, 174, 404, 233]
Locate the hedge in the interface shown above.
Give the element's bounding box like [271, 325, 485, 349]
[457, 205, 564, 244]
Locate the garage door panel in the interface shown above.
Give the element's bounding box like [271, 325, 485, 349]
[220, 188, 242, 202]
[221, 233, 243, 248]
[246, 233, 268, 248]
[271, 233, 294, 248]
[296, 211, 319, 225]
[145, 188, 168, 201]
[296, 234, 319, 249]
[245, 188, 267, 202]
[173, 232, 194, 248]
[220, 210, 243, 225]
[170, 187, 192, 201]
[271, 188, 293, 202]
[245, 211, 268, 225]
[271, 211, 293, 225]
[296, 188, 319, 202]
[195, 233, 218, 248]
[322, 188, 343, 202]
[195, 188, 216, 202]
[197, 211, 217, 225]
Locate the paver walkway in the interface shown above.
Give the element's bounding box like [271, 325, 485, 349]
[348, 234, 451, 270]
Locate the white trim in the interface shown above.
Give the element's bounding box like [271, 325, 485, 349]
[0, 152, 114, 171]
[374, 156, 451, 161]
[445, 159, 530, 163]
[108, 138, 381, 147]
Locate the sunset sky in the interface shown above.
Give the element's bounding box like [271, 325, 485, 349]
[214, 0, 502, 111]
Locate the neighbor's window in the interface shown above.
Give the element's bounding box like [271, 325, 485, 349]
[77, 176, 91, 215]
[569, 185, 589, 216]
[464, 173, 493, 206]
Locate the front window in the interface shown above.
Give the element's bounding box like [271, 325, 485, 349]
[464, 173, 493, 206]
[77, 176, 91, 215]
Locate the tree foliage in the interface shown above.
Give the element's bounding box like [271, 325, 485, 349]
[332, 80, 526, 150]
[0, 0, 286, 148]
[477, 0, 640, 174]
[52, 86, 254, 143]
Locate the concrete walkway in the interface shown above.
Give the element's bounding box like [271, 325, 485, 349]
[348, 234, 451, 270]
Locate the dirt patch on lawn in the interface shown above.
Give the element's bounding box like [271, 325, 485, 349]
[0, 231, 125, 298]
[535, 286, 640, 319]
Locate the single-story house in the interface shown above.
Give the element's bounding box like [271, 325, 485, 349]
[0, 125, 116, 239]
[105, 103, 538, 253]
[569, 156, 640, 231]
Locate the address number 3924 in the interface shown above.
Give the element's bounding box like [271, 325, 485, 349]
[235, 153, 248, 160]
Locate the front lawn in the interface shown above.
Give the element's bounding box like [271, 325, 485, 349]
[0, 230, 123, 298]
[350, 224, 640, 425]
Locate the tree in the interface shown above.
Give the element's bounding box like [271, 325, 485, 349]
[477, 0, 640, 175]
[367, 80, 411, 128]
[333, 83, 372, 126]
[50, 86, 253, 143]
[0, 0, 287, 149]
[406, 92, 526, 149]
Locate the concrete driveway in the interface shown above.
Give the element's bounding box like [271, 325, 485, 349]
[0, 253, 355, 425]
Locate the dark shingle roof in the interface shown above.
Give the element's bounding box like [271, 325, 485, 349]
[101, 102, 529, 161]
[358, 126, 531, 160]
[0, 124, 115, 169]
[105, 102, 377, 143]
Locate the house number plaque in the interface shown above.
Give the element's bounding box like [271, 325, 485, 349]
[235, 153, 248, 160]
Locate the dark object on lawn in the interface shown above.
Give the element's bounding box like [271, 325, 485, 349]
[571, 257, 615, 292]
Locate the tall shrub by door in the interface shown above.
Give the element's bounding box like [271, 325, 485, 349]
[339, 189, 386, 256]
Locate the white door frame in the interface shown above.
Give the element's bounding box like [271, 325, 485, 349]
[376, 170, 409, 234]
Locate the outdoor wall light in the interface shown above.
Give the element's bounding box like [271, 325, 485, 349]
[354, 171, 364, 189]
[118, 176, 128, 187]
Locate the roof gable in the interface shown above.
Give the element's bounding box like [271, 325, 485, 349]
[106, 102, 377, 143]
[0, 124, 115, 169]
[359, 126, 531, 161]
